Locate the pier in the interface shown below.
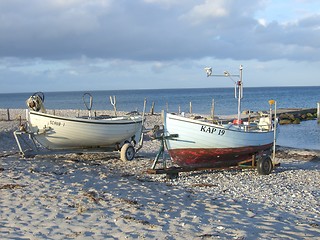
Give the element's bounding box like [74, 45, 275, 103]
[207, 107, 317, 125]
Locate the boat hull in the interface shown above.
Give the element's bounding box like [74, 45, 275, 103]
[28, 111, 143, 150]
[164, 113, 275, 168]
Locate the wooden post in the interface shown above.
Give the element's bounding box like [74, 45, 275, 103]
[178, 105, 181, 114]
[189, 101, 192, 114]
[6, 108, 10, 121]
[150, 102, 155, 115]
[317, 102, 320, 123]
[166, 102, 169, 112]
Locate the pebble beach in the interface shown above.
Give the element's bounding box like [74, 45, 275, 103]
[0, 110, 319, 239]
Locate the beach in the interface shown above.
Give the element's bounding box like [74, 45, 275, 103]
[0, 112, 320, 239]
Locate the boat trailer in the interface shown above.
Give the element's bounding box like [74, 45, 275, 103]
[146, 126, 279, 179]
[13, 95, 147, 161]
[13, 124, 145, 161]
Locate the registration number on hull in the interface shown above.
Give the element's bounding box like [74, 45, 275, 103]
[200, 125, 225, 136]
[49, 120, 65, 127]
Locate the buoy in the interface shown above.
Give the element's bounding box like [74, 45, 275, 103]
[233, 119, 243, 125]
[269, 99, 275, 105]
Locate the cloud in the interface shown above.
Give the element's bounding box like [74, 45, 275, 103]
[182, 0, 230, 24]
[0, 0, 319, 62]
[0, 0, 320, 93]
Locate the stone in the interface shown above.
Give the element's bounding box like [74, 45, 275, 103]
[292, 118, 301, 124]
[306, 113, 315, 120]
[300, 114, 307, 120]
[279, 113, 295, 121]
[279, 119, 292, 125]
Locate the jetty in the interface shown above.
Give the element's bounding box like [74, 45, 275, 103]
[217, 107, 317, 125]
[276, 107, 317, 116]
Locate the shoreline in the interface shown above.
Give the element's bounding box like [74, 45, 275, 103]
[1, 113, 320, 239]
[0, 107, 318, 121]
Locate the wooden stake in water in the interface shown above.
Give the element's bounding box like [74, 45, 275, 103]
[189, 101, 192, 114]
[317, 102, 320, 123]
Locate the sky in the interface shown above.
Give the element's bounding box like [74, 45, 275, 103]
[1, 0, 320, 93]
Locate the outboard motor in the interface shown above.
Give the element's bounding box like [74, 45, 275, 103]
[26, 92, 46, 113]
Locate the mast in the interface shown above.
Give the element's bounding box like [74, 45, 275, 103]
[204, 64, 243, 124]
[237, 65, 243, 124]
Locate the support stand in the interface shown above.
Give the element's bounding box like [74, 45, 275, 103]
[13, 130, 39, 157]
[147, 131, 179, 179]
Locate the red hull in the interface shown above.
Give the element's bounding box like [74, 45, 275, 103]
[168, 143, 273, 168]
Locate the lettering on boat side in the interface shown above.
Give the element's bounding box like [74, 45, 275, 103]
[200, 125, 225, 136]
[49, 120, 65, 127]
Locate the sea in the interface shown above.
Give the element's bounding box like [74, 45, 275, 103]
[0, 86, 319, 150]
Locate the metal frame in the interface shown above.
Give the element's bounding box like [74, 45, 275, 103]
[13, 129, 121, 158]
[13, 130, 39, 157]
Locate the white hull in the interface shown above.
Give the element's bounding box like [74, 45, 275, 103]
[164, 113, 275, 168]
[27, 111, 143, 150]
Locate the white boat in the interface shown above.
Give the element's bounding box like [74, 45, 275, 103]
[162, 65, 278, 174]
[15, 92, 145, 161]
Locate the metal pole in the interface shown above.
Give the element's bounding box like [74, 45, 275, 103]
[211, 98, 215, 123]
[237, 84, 241, 123]
[237, 65, 243, 123]
[272, 101, 277, 163]
[110, 96, 117, 117]
[269, 104, 272, 130]
[136, 98, 147, 153]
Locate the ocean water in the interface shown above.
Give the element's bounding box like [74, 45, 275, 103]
[1, 86, 319, 114]
[0, 86, 319, 150]
[277, 120, 320, 150]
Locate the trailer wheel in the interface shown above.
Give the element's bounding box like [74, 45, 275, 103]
[120, 143, 135, 161]
[257, 156, 273, 175]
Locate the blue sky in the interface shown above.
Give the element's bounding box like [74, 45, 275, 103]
[1, 0, 320, 93]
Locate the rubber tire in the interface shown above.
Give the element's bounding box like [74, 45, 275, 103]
[120, 143, 135, 161]
[257, 156, 273, 175]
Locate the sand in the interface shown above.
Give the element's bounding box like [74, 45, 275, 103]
[0, 111, 319, 239]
